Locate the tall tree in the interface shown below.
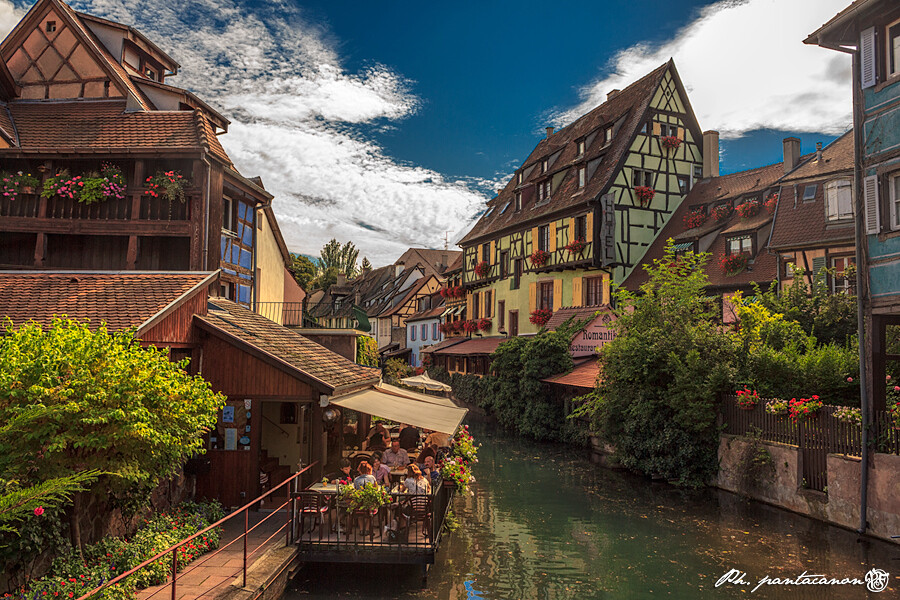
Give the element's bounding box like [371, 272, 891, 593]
[289, 253, 318, 291]
[360, 257, 372, 273]
[319, 239, 359, 279]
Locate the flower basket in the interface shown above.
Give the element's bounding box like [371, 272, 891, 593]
[765, 398, 789, 416]
[634, 186, 655, 206]
[563, 239, 587, 255]
[683, 210, 708, 229]
[833, 406, 861, 425]
[454, 286, 465, 298]
[735, 199, 761, 219]
[712, 204, 733, 221]
[719, 253, 748, 276]
[788, 396, 823, 421]
[146, 170, 188, 204]
[529, 308, 553, 326]
[735, 387, 759, 410]
[439, 456, 475, 494]
[661, 136, 682, 150]
[477, 318, 491, 332]
[764, 193, 778, 214]
[474, 261, 490, 278]
[530, 249, 550, 267]
[1, 171, 40, 201]
[463, 320, 478, 334]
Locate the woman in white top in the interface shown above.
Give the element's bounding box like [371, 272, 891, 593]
[401, 464, 431, 494]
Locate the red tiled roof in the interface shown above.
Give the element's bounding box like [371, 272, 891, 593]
[0, 103, 15, 144]
[429, 336, 507, 356]
[421, 337, 467, 354]
[0, 271, 213, 332]
[197, 111, 234, 167]
[546, 305, 607, 330]
[7, 101, 204, 150]
[196, 299, 380, 393]
[542, 359, 600, 389]
[460, 61, 678, 245]
[406, 303, 445, 322]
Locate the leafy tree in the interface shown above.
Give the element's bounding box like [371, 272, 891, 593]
[360, 257, 372, 273]
[578, 242, 737, 487]
[356, 335, 378, 367]
[319, 239, 359, 279]
[383, 358, 412, 383]
[0, 319, 225, 549]
[289, 253, 318, 291]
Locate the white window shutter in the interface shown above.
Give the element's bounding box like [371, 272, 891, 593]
[861, 27, 876, 89]
[865, 174, 880, 234]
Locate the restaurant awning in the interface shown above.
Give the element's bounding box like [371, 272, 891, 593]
[400, 373, 453, 392]
[331, 384, 467, 434]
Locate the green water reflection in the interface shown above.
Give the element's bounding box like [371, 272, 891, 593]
[291, 424, 900, 599]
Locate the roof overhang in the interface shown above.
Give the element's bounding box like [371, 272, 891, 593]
[137, 270, 218, 336]
[804, 0, 878, 51]
[330, 383, 467, 434]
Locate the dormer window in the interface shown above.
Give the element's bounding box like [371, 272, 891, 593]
[578, 167, 586, 188]
[727, 235, 752, 255]
[577, 140, 585, 156]
[825, 179, 852, 221]
[542, 159, 548, 173]
[46, 21, 56, 33]
[537, 180, 550, 202]
[605, 127, 613, 144]
[515, 192, 522, 212]
[145, 68, 157, 81]
[517, 171, 523, 185]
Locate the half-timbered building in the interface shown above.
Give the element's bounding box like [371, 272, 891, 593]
[457, 60, 703, 337]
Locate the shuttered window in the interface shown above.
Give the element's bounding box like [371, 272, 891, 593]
[585, 276, 604, 306]
[825, 179, 853, 221]
[539, 281, 554, 310]
[891, 174, 900, 231]
[865, 174, 880, 234]
[889, 20, 900, 77]
[861, 26, 876, 89]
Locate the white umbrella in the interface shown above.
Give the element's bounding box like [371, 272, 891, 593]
[399, 372, 453, 392]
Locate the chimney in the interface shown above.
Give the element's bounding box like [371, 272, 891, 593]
[783, 137, 801, 174]
[607, 89, 620, 101]
[702, 130, 719, 179]
[336, 274, 347, 286]
[816, 141, 823, 162]
[545, 126, 554, 138]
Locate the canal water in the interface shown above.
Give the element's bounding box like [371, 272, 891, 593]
[290, 424, 900, 599]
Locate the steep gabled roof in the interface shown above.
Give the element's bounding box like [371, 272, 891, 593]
[460, 61, 674, 245]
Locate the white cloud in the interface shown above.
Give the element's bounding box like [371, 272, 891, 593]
[0, 0, 490, 266]
[552, 0, 853, 139]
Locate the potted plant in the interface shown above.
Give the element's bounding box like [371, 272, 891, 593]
[634, 185, 655, 206]
[719, 253, 749, 276]
[765, 398, 789, 416]
[530, 249, 550, 267]
[145, 170, 188, 204]
[788, 396, 823, 421]
[340, 482, 391, 514]
[438, 457, 475, 494]
[477, 318, 491, 332]
[563, 239, 587, 254]
[661, 135, 682, 150]
[712, 204, 732, 221]
[764, 192, 778, 214]
[474, 261, 490, 278]
[463, 320, 478, 334]
[735, 387, 759, 410]
[529, 308, 553, 326]
[735, 199, 761, 219]
[683, 210, 707, 229]
[833, 406, 861, 425]
[450, 425, 479, 463]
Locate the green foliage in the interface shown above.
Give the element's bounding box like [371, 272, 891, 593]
[339, 483, 391, 513]
[356, 335, 378, 367]
[0, 470, 99, 536]
[319, 238, 360, 279]
[288, 253, 318, 291]
[360, 257, 372, 273]
[581, 242, 737, 487]
[383, 358, 412, 384]
[426, 366, 451, 384]
[0, 318, 225, 499]
[737, 426, 775, 492]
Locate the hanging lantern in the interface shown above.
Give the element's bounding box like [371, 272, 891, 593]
[322, 407, 342, 425]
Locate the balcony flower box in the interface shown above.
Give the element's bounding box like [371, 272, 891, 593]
[563, 239, 587, 255]
[683, 210, 707, 229]
[634, 186, 655, 206]
[661, 136, 682, 150]
[719, 253, 749, 276]
[474, 261, 490, 278]
[1, 171, 40, 201]
[530, 249, 550, 267]
[529, 309, 553, 327]
[712, 204, 733, 221]
[463, 320, 478, 334]
[764, 192, 779, 214]
[735, 199, 761, 219]
[477, 318, 491, 332]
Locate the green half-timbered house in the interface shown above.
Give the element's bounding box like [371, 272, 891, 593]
[457, 60, 704, 337]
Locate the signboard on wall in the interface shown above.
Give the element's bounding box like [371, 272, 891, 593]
[569, 309, 617, 357]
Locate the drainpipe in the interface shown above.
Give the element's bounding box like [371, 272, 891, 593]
[850, 49, 870, 535]
[202, 156, 212, 271]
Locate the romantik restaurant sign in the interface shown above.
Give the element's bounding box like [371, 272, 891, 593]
[570, 310, 617, 357]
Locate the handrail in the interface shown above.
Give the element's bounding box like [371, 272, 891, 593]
[262, 414, 291, 438]
[74, 461, 317, 600]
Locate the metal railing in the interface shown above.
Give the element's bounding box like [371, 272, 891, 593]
[253, 301, 304, 326]
[74, 461, 318, 600]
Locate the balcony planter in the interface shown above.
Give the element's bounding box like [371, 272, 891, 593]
[1, 172, 40, 201]
[474, 261, 490, 278]
[712, 204, 733, 221]
[634, 186, 655, 206]
[530, 250, 550, 267]
[683, 210, 707, 229]
[146, 170, 188, 204]
[719, 253, 749, 276]
[477, 318, 491, 332]
[462, 320, 478, 334]
[735, 199, 761, 219]
[529, 309, 553, 326]
[563, 239, 586, 255]
[661, 136, 682, 151]
[764, 192, 778, 214]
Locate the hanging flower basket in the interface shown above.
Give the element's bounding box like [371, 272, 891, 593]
[530, 249, 550, 267]
[477, 318, 492, 332]
[683, 210, 708, 229]
[563, 239, 587, 254]
[735, 387, 759, 410]
[789, 396, 823, 421]
[463, 320, 478, 334]
[529, 309, 553, 326]
[712, 204, 733, 221]
[450, 320, 464, 333]
[764, 193, 779, 214]
[474, 261, 490, 278]
[661, 136, 682, 150]
[146, 170, 188, 204]
[735, 199, 761, 219]
[439, 322, 451, 335]
[719, 253, 748, 276]
[765, 398, 789, 416]
[634, 186, 655, 206]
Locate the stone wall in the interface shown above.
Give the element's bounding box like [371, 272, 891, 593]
[718, 434, 900, 544]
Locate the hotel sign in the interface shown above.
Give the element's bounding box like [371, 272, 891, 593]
[569, 310, 617, 357]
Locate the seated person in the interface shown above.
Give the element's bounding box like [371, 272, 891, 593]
[397, 423, 420, 450]
[382, 440, 409, 469]
[424, 429, 451, 449]
[353, 461, 377, 489]
[366, 429, 389, 451]
[371, 451, 391, 486]
[400, 464, 431, 494]
[417, 445, 436, 464]
[325, 458, 352, 484]
[418, 455, 441, 486]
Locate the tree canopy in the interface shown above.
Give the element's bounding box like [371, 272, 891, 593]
[320, 239, 359, 279]
[289, 253, 318, 291]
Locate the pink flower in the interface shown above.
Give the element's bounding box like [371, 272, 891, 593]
[847, 377, 853, 382]
[887, 375, 892, 381]
[894, 386, 899, 392]
[33, 506, 44, 516]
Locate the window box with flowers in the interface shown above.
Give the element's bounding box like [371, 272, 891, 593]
[683, 210, 708, 229]
[477, 318, 492, 332]
[661, 136, 682, 151]
[563, 239, 587, 255]
[712, 204, 733, 221]
[765, 398, 789, 416]
[735, 199, 761, 219]
[146, 170, 188, 204]
[474, 261, 490, 278]
[634, 186, 655, 206]
[735, 387, 759, 410]
[764, 192, 779, 214]
[719, 253, 749, 276]
[530, 249, 550, 267]
[463, 320, 478, 334]
[0, 171, 40, 200]
[529, 308, 553, 326]
[788, 396, 823, 421]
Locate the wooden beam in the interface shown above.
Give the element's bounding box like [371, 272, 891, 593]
[2, 217, 191, 236]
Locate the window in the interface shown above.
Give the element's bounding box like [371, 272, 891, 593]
[584, 276, 604, 306]
[825, 179, 853, 221]
[482, 244, 491, 263]
[45, 21, 56, 32]
[542, 159, 548, 173]
[677, 175, 690, 195]
[605, 127, 613, 143]
[145, 68, 157, 81]
[421, 324, 427, 341]
[575, 215, 587, 241]
[512, 258, 522, 290]
[577, 140, 585, 156]
[483, 206, 494, 218]
[832, 256, 855, 294]
[411, 326, 416, 341]
[499, 301, 505, 330]
[538, 225, 550, 251]
[517, 171, 523, 184]
[803, 185, 817, 202]
[727, 236, 752, 255]
[633, 169, 653, 188]
[510, 311, 519, 336]
[484, 290, 492, 318]
[640, 122, 649, 134]
[539, 281, 554, 310]
[515, 192, 522, 212]
[537, 179, 550, 202]
[889, 19, 900, 78]
[891, 174, 900, 230]
[694, 165, 702, 180]
[472, 292, 480, 319]
[500, 201, 511, 214]
[658, 122, 676, 137]
[578, 167, 586, 188]
[433, 323, 439, 339]
[222, 196, 234, 232]
[500, 250, 509, 278]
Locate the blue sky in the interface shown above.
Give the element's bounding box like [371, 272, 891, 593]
[0, 0, 853, 265]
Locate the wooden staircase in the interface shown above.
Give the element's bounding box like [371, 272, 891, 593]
[259, 449, 291, 506]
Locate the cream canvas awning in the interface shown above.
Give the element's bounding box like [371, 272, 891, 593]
[331, 384, 467, 434]
[400, 373, 453, 392]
